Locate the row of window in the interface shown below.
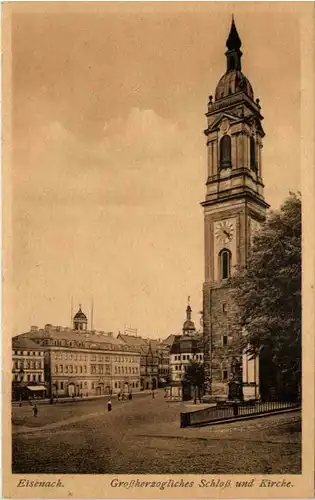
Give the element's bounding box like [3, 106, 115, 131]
[173, 354, 203, 361]
[114, 366, 138, 375]
[173, 364, 201, 372]
[53, 353, 88, 361]
[113, 356, 139, 363]
[54, 365, 87, 374]
[13, 374, 42, 382]
[174, 365, 183, 371]
[90, 364, 111, 374]
[114, 381, 139, 389]
[159, 368, 169, 375]
[54, 380, 141, 391]
[13, 361, 43, 370]
[13, 350, 43, 356]
[51, 352, 140, 363]
[46, 339, 138, 353]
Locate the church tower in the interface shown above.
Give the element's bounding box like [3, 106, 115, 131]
[182, 297, 196, 336]
[202, 18, 269, 399]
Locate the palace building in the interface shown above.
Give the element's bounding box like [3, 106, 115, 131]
[13, 306, 141, 397]
[202, 19, 269, 399]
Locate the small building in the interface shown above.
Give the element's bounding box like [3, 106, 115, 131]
[117, 334, 163, 390]
[12, 336, 47, 400]
[170, 299, 204, 386]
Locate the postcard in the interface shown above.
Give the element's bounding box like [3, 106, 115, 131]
[2, 2, 314, 498]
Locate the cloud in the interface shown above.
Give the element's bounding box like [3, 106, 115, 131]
[14, 108, 203, 210]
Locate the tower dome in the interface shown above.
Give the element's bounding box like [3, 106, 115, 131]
[73, 305, 88, 331]
[215, 17, 254, 102]
[215, 71, 253, 101]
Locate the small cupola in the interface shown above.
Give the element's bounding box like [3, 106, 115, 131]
[73, 305, 88, 331]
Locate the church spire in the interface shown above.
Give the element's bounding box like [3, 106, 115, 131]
[225, 16, 242, 71]
[186, 296, 192, 321]
[183, 296, 195, 335]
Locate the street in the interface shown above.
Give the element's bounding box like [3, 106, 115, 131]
[12, 390, 301, 474]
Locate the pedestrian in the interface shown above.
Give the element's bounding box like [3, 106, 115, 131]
[117, 392, 121, 401]
[33, 405, 38, 417]
[107, 399, 112, 412]
[164, 388, 167, 398]
[152, 390, 155, 399]
[128, 392, 132, 401]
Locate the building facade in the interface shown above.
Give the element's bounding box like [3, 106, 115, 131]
[170, 300, 204, 385]
[12, 336, 46, 400]
[14, 308, 141, 397]
[118, 334, 159, 390]
[202, 19, 269, 399]
[156, 342, 171, 385]
[118, 334, 170, 389]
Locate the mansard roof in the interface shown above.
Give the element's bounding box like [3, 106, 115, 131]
[15, 326, 140, 352]
[12, 336, 43, 351]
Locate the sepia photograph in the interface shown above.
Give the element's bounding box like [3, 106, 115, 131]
[2, 1, 314, 498]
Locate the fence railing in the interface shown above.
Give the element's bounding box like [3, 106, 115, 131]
[180, 400, 300, 428]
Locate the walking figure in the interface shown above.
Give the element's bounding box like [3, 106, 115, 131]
[33, 405, 38, 417]
[107, 399, 112, 412]
[152, 390, 155, 399]
[117, 392, 121, 401]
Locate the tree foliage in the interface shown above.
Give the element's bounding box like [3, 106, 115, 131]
[232, 193, 301, 381]
[183, 361, 205, 388]
[183, 360, 205, 403]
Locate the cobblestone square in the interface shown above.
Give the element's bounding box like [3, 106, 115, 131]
[12, 391, 301, 474]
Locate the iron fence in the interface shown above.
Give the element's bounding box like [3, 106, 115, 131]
[180, 400, 300, 428]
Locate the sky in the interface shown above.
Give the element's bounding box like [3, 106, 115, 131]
[9, 3, 301, 338]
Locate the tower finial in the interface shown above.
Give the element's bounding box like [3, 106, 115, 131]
[225, 16, 242, 71]
[226, 15, 242, 51]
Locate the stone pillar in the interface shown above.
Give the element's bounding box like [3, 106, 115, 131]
[259, 143, 263, 178]
[231, 134, 237, 169]
[245, 133, 249, 169]
[208, 141, 214, 177]
[238, 132, 245, 168]
[213, 139, 218, 174]
[202, 285, 212, 397]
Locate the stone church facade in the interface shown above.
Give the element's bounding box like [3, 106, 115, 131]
[202, 19, 269, 399]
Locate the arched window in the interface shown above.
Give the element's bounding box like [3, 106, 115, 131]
[220, 135, 232, 169]
[250, 136, 256, 170]
[219, 249, 231, 280]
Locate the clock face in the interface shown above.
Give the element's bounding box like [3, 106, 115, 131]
[215, 220, 234, 244]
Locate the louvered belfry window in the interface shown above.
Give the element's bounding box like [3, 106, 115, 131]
[220, 135, 232, 168]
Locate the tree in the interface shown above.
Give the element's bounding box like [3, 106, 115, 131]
[182, 361, 205, 403]
[232, 193, 301, 398]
